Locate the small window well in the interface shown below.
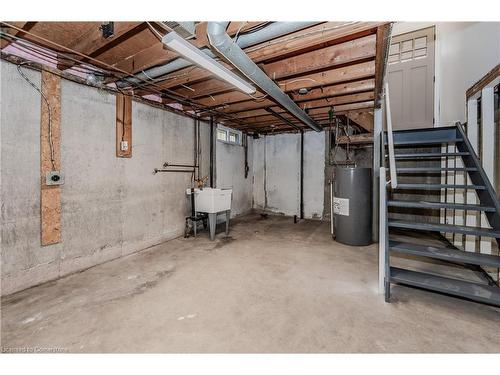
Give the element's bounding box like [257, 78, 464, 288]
[217, 125, 242, 145]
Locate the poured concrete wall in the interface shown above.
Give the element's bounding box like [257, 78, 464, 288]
[216, 137, 253, 217]
[252, 131, 325, 219]
[1, 60, 210, 295]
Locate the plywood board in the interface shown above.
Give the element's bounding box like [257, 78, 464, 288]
[40, 69, 61, 246]
[116, 93, 132, 157]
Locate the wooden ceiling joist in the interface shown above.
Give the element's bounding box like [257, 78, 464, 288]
[278, 60, 375, 92]
[1, 20, 391, 135]
[141, 22, 381, 93]
[113, 22, 266, 75]
[290, 78, 375, 101]
[194, 61, 376, 115]
[262, 34, 376, 80]
[58, 22, 145, 70]
[0, 22, 37, 49]
[346, 111, 374, 132]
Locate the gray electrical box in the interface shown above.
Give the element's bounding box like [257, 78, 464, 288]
[45, 171, 64, 186]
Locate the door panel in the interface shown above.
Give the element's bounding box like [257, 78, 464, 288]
[387, 27, 435, 130]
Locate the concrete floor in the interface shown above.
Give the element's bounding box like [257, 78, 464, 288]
[1, 214, 499, 353]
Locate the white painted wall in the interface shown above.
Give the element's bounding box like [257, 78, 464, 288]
[252, 131, 325, 219]
[216, 137, 253, 217]
[392, 22, 500, 126]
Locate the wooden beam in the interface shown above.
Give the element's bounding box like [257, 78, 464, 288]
[113, 42, 178, 74]
[306, 101, 374, 116]
[194, 89, 266, 107]
[114, 22, 266, 75]
[466, 63, 500, 99]
[40, 70, 61, 246]
[298, 91, 374, 110]
[291, 78, 375, 101]
[262, 34, 376, 80]
[218, 98, 277, 113]
[278, 60, 375, 92]
[194, 61, 376, 114]
[338, 133, 373, 144]
[184, 59, 375, 108]
[59, 22, 145, 70]
[0, 22, 37, 49]
[346, 111, 374, 132]
[170, 79, 234, 100]
[146, 22, 381, 92]
[374, 23, 392, 106]
[243, 22, 381, 62]
[116, 93, 133, 158]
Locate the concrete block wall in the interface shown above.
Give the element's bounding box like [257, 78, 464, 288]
[1, 60, 210, 295]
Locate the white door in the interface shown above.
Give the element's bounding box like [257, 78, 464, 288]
[387, 27, 435, 130]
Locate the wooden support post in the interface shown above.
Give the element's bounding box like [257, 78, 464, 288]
[40, 70, 61, 246]
[116, 93, 132, 158]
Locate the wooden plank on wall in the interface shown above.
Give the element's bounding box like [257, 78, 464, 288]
[40, 70, 61, 246]
[116, 93, 132, 157]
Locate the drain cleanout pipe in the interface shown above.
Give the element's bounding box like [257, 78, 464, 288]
[117, 22, 318, 88]
[207, 21, 322, 132]
[300, 130, 305, 219]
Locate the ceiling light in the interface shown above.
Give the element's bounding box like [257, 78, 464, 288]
[162, 32, 256, 95]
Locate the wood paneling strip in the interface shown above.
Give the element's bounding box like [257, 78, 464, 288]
[116, 93, 132, 158]
[40, 70, 61, 246]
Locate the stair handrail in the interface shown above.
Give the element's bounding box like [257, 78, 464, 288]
[384, 82, 398, 189]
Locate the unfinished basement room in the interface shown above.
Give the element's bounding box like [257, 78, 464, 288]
[1, 1, 500, 369]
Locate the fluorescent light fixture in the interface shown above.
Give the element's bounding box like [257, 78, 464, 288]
[162, 32, 256, 95]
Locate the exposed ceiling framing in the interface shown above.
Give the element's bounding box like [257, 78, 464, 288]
[0, 21, 391, 134]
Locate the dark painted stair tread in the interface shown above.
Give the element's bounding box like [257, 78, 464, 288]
[387, 138, 463, 146]
[389, 241, 500, 268]
[387, 200, 496, 212]
[396, 167, 477, 172]
[390, 267, 500, 306]
[394, 183, 485, 190]
[392, 152, 470, 159]
[388, 220, 500, 238]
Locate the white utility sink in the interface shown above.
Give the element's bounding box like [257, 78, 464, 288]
[187, 188, 232, 213]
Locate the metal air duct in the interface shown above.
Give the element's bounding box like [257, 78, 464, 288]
[207, 21, 322, 132]
[117, 22, 318, 88]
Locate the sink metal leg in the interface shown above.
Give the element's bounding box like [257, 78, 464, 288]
[193, 217, 197, 238]
[225, 210, 230, 235]
[209, 213, 217, 241]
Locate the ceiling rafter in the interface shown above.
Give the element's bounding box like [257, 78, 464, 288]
[139, 22, 382, 93]
[0, 22, 37, 49]
[57, 22, 146, 70]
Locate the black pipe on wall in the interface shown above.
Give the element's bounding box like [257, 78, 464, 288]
[300, 130, 304, 220]
[209, 116, 214, 188]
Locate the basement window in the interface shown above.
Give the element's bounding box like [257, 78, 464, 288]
[217, 125, 242, 145]
[217, 129, 228, 142]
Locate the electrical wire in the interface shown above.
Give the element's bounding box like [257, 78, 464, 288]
[146, 22, 165, 42]
[17, 62, 56, 171]
[279, 77, 320, 91]
[233, 22, 247, 42]
[248, 92, 268, 101]
[1, 24, 252, 127]
[1, 32, 109, 77]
